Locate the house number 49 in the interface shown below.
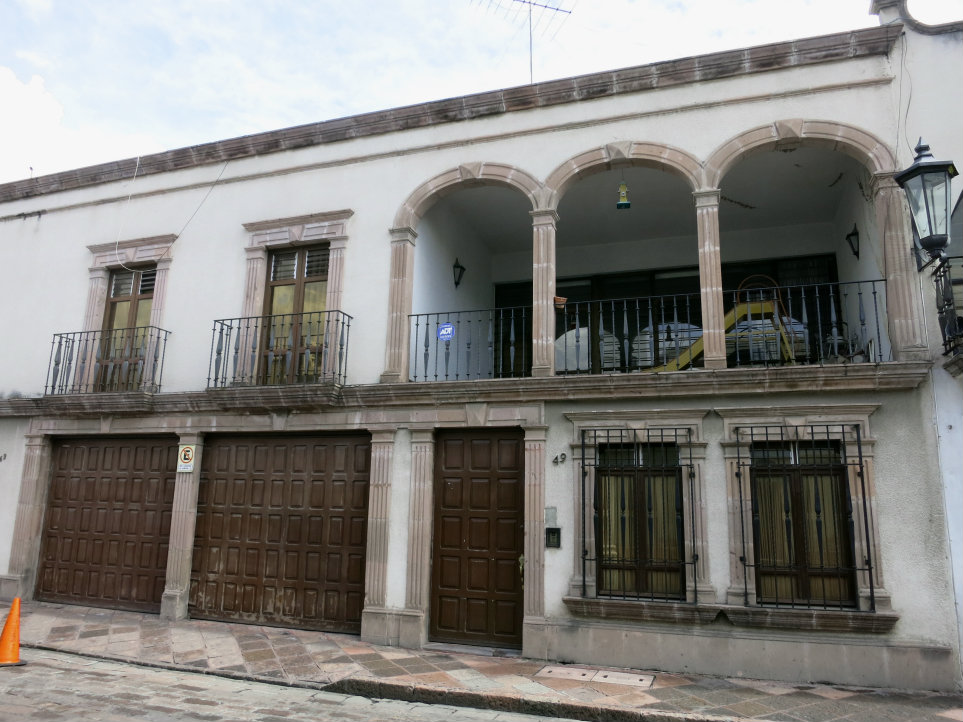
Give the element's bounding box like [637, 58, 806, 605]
[552, 453, 566, 465]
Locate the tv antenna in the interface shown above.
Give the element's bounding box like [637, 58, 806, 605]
[472, 0, 573, 84]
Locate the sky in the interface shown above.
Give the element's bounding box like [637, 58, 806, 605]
[1, 0, 960, 185]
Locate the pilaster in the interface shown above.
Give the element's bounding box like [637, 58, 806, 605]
[695, 190, 726, 369]
[364, 430, 396, 609]
[381, 228, 417, 383]
[160, 433, 204, 620]
[523, 427, 547, 618]
[875, 175, 928, 360]
[82, 268, 110, 332]
[400, 429, 435, 647]
[6, 435, 51, 599]
[531, 210, 558, 377]
[149, 257, 173, 329]
[242, 245, 268, 318]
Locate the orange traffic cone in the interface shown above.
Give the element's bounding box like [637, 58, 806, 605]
[0, 597, 25, 667]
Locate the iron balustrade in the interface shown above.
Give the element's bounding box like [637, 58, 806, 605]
[734, 424, 875, 611]
[934, 256, 962, 356]
[208, 310, 351, 387]
[576, 427, 699, 603]
[555, 292, 704, 374]
[725, 278, 888, 366]
[408, 306, 531, 381]
[45, 326, 170, 394]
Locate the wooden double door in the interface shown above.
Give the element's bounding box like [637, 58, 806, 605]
[430, 429, 525, 649]
[189, 434, 370, 633]
[38, 437, 178, 612]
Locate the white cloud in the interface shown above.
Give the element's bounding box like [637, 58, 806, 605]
[0, 68, 163, 183]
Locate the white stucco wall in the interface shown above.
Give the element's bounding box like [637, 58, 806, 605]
[0, 420, 28, 574]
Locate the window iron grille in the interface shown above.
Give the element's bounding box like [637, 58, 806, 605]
[735, 424, 875, 611]
[578, 427, 698, 603]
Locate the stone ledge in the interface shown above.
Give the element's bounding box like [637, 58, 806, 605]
[562, 596, 900, 633]
[0, 361, 934, 419]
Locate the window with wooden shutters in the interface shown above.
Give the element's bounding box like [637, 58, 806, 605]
[262, 245, 331, 384]
[99, 266, 158, 391]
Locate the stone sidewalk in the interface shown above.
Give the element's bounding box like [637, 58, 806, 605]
[6, 601, 962, 722]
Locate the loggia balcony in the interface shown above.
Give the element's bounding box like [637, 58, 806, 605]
[408, 278, 889, 381]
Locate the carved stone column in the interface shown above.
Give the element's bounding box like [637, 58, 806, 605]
[400, 429, 435, 647]
[523, 427, 547, 619]
[160, 434, 204, 620]
[695, 190, 727, 369]
[531, 211, 558, 377]
[4, 434, 50, 599]
[875, 174, 928, 360]
[381, 228, 417, 383]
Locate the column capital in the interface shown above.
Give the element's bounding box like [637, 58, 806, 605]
[389, 226, 418, 245]
[244, 244, 267, 260]
[530, 208, 560, 226]
[410, 429, 435, 444]
[370, 429, 397, 444]
[693, 189, 721, 207]
[871, 172, 901, 196]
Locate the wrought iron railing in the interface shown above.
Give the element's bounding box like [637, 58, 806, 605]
[734, 424, 876, 611]
[45, 326, 170, 394]
[576, 427, 699, 603]
[408, 306, 531, 381]
[555, 292, 703, 374]
[934, 255, 962, 356]
[208, 310, 351, 388]
[725, 278, 888, 366]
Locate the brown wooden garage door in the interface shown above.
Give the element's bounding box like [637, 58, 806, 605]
[37, 437, 177, 612]
[430, 429, 524, 648]
[189, 434, 370, 633]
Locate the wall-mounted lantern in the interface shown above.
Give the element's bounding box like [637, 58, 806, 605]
[894, 139, 958, 264]
[453, 258, 466, 288]
[845, 224, 860, 259]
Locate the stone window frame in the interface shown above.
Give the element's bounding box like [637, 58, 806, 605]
[716, 404, 891, 615]
[83, 235, 177, 332]
[563, 411, 713, 617]
[240, 210, 353, 320]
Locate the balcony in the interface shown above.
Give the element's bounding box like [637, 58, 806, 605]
[45, 326, 170, 394]
[935, 255, 962, 357]
[409, 306, 531, 382]
[208, 310, 351, 388]
[408, 279, 888, 382]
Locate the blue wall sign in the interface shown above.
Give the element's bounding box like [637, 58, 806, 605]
[437, 322, 455, 341]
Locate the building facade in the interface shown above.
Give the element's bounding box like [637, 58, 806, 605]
[1, 0, 960, 692]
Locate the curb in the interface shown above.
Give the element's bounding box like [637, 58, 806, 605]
[21, 642, 751, 722]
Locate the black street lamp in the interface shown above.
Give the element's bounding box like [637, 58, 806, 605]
[894, 139, 958, 263]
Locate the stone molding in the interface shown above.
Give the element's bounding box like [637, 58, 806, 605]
[241, 211, 352, 320]
[562, 597, 900, 633]
[1, 362, 932, 420]
[544, 142, 702, 205]
[0, 25, 900, 204]
[704, 120, 897, 188]
[84, 234, 177, 333]
[393, 163, 541, 230]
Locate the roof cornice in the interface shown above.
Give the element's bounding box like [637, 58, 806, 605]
[0, 24, 901, 204]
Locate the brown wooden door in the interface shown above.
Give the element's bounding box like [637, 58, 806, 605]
[37, 437, 177, 612]
[190, 434, 370, 633]
[430, 429, 524, 648]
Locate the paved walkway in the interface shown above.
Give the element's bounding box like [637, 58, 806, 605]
[6, 601, 962, 722]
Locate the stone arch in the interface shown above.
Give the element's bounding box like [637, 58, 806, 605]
[704, 119, 896, 189]
[392, 162, 542, 231]
[543, 141, 703, 209]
